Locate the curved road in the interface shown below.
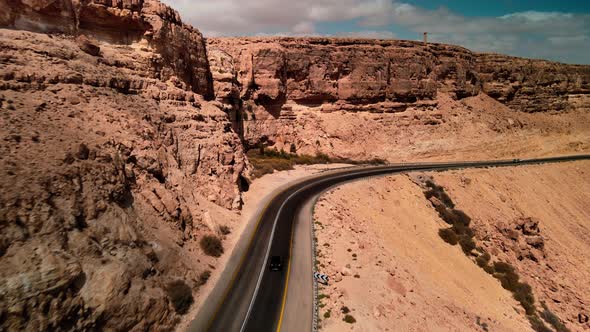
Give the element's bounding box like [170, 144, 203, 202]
[192, 155, 590, 332]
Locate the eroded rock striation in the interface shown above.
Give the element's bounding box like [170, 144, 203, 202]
[1, 0, 213, 98]
[478, 53, 590, 113]
[208, 37, 590, 150]
[1, 1, 590, 330]
[0, 1, 245, 330]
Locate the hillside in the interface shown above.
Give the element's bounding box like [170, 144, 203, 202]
[0, 0, 588, 330]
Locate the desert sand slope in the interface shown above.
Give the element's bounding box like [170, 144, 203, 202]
[314, 161, 590, 331]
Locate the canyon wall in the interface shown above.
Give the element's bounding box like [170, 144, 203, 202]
[0, 1, 246, 331]
[1, 1, 589, 330]
[478, 53, 590, 113]
[0, 0, 214, 98]
[208, 37, 590, 153]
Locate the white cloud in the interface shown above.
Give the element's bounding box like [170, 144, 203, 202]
[500, 11, 573, 22]
[336, 30, 397, 39]
[161, 0, 590, 64]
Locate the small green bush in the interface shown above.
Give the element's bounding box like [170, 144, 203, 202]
[438, 228, 459, 245]
[343, 314, 356, 324]
[318, 294, 329, 300]
[323, 309, 331, 318]
[165, 280, 194, 314]
[341, 306, 350, 314]
[290, 143, 297, 154]
[200, 235, 224, 257]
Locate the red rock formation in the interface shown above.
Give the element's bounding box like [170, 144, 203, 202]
[208, 37, 590, 150]
[0, 1, 244, 330]
[209, 37, 479, 110]
[477, 53, 590, 113]
[0, 0, 213, 98]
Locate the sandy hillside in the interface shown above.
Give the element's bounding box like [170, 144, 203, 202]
[314, 161, 590, 331]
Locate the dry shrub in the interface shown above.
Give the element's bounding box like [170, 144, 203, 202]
[528, 315, 553, 332]
[476, 252, 491, 268]
[458, 235, 476, 254]
[540, 303, 571, 332]
[200, 235, 224, 257]
[424, 180, 455, 208]
[198, 270, 211, 287]
[343, 315, 356, 324]
[165, 280, 193, 315]
[438, 228, 459, 245]
[492, 262, 536, 315]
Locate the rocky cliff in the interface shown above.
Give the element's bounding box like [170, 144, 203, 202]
[1, 1, 590, 331]
[0, 1, 246, 331]
[208, 37, 590, 152]
[1, 0, 213, 98]
[478, 53, 590, 113]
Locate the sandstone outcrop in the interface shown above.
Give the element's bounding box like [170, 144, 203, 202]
[478, 53, 590, 113]
[209, 37, 478, 148]
[208, 37, 590, 153]
[0, 1, 246, 330]
[1, 0, 213, 98]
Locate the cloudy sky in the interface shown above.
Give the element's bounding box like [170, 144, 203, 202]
[162, 0, 590, 64]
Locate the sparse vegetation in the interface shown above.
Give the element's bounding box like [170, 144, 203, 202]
[422, 178, 561, 331]
[540, 303, 571, 332]
[323, 309, 331, 318]
[476, 252, 491, 267]
[341, 306, 350, 314]
[318, 294, 330, 300]
[424, 180, 455, 208]
[343, 314, 356, 324]
[438, 228, 459, 245]
[197, 270, 211, 287]
[529, 315, 553, 332]
[200, 235, 224, 257]
[219, 225, 231, 235]
[247, 148, 386, 178]
[458, 235, 476, 255]
[165, 280, 193, 314]
[476, 316, 489, 332]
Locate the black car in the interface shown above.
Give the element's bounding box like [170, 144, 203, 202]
[269, 255, 283, 271]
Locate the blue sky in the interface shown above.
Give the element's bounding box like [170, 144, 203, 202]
[411, 0, 590, 16]
[163, 0, 590, 64]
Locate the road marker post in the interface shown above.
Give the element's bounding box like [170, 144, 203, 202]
[314, 272, 329, 285]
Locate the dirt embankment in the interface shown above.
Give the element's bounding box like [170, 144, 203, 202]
[314, 161, 590, 331]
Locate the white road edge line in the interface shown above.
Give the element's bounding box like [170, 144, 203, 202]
[239, 169, 376, 332]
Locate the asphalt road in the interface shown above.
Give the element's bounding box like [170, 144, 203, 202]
[201, 155, 590, 332]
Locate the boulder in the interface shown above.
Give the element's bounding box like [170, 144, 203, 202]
[76, 35, 100, 56]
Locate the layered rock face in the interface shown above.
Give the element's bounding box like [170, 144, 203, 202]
[478, 53, 590, 113]
[209, 37, 480, 147]
[0, 0, 213, 98]
[209, 37, 590, 152]
[0, 1, 246, 331]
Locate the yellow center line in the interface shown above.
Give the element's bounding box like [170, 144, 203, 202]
[205, 195, 276, 330]
[276, 215, 296, 332]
